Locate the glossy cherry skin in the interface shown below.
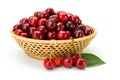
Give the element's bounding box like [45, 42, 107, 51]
[67, 13, 73, 20]
[70, 15, 81, 24]
[57, 31, 70, 40]
[37, 25, 47, 34]
[46, 7, 55, 16]
[62, 57, 73, 68]
[19, 18, 28, 25]
[66, 21, 75, 31]
[56, 22, 65, 31]
[34, 11, 41, 17]
[71, 53, 81, 66]
[76, 24, 86, 31]
[29, 27, 36, 35]
[32, 30, 44, 39]
[84, 27, 94, 36]
[76, 58, 87, 69]
[39, 11, 49, 19]
[20, 32, 29, 38]
[38, 18, 47, 26]
[14, 29, 22, 35]
[13, 24, 22, 31]
[22, 23, 30, 32]
[44, 58, 54, 70]
[72, 30, 84, 38]
[46, 18, 57, 32]
[47, 31, 56, 40]
[52, 57, 61, 67]
[49, 15, 59, 22]
[57, 11, 68, 23]
[29, 16, 39, 27]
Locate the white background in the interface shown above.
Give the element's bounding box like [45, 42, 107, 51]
[0, 0, 120, 80]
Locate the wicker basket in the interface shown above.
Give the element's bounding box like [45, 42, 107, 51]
[10, 25, 97, 60]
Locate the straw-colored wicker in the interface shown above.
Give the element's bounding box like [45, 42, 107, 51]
[10, 25, 97, 60]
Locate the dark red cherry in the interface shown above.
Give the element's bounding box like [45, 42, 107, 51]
[75, 24, 86, 31]
[71, 53, 81, 66]
[19, 18, 28, 25]
[29, 27, 36, 35]
[57, 11, 68, 23]
[38, 18, 47, 26]
[34, 11, 41, 17]
[46, 7, 55, 16]
[70, 15, 81, 24]
[32, 30, 44, 39]
[49, 15, 59, 22]
[66, 21, 75, 31]
[56, 22, 65, 31]
[13, 24, 22, 31]
[37, 25, 47, 34]
[47, 31, 56, 40]
[22, 23, 30, 32]
[14, 29, 22, 35]
[84, 27, 94, 36]
[29, 16, 38, 27]
[57, 31, 70, 40]
[72, 30, 84, 38]
[39, 11, 49, 19]
[76, 58, 87, 69]
[46, 18, 57, 32]
[67, 13, 73, 19]
[20, 32, 29, 38]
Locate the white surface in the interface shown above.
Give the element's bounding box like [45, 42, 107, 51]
[0, 0, 120, 80]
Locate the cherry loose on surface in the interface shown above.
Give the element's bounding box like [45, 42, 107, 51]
[44, 58, 54, 70]
[76, 58, 87, 69]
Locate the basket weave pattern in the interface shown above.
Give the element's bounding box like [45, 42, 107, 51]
[10, 25, 97, 60]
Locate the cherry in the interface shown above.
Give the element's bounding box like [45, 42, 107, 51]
[44, 58, 54, 70]
[76, 24, 86, 31]
[71, 53, 81, 66]
[57, 11, 68, 23]
[49, 15, 59, 22]
[57, 31, 70, 40]
[46, 18, 57, 32]
[14, 29, 22, 35]
[29, 27, 36, 35]
[52, 57, 61, 67]
[38, 18, 47, 26]
[56, 22, 65, 31]
[37, 25, 47, 34]
[70, 15, 81, 24]
[46, 7, 55, 16]
[72, 30, 84, 38]
[29, 16, 38, 27]
[66, 21, 75, 31]
[22, 23, 30, 32]
[76, 58, 87, 69]
[19, 18, 28, 25]
[34, 11, 41, 17]
[47, 31, 56, 40]
[13, 24, 22, 31]
[32, 30, 44, 39]
[84, 27, 93, 36]
[20, 32, 29, 38]
[62, 57, 73, 68]
[67, 13, 73, 19]
[39, 11, 49, 19]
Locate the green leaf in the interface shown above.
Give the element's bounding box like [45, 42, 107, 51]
[81, 53, 105, 67]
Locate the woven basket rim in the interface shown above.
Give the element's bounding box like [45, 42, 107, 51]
[10, 25, 97, 43]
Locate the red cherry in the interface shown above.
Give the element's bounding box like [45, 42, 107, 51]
[22, 23, 30, 32]
[20, 32, 29, 38]
[75, 24, 86, 31]
[44, 58, 54, 70]
[62, 57, 73, 68]
[57, 31, 70, 40]
[47, 31, 56, 40]
[39, 11, 49, 19]
[84, 27, 94, 36]
[29, 16, 38, 27]
[66, 21, 75, 31]
[32, 30, 44, 39]
[57, 11, 68, 23]
[72, 30, 84, 38]
[67, 13, 73, 19]
[13, 24, 22, 31]
[56, 22, 65, 31]
[46, 7, 55, 16]
[70, 15, 81, 24]
[37, 25, 47, 34]
[71, 53, 81, 66]
[29, 27, 36, 36]
[14, 29, 22, 35]
[38, 18, 47, 26]
[34, 11, 41, 17]
[52, 57, 61, 67]
[76, 58, 87, 69]
[49, 15, 59, 22]
[19, 18, 28, 25]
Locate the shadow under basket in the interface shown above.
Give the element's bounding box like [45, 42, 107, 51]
[10, 25, 97, 60]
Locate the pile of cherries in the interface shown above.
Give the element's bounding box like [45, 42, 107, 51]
[44, 52, 87, 70]
[13, 7, 93, 40]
